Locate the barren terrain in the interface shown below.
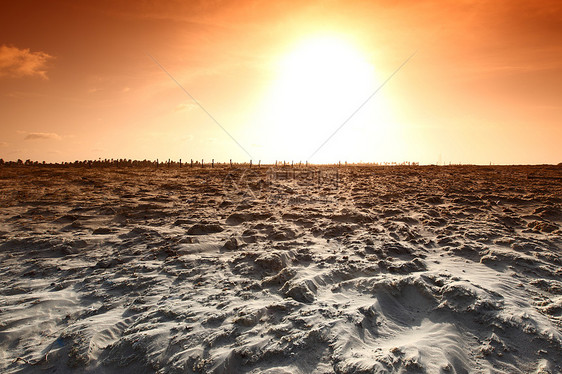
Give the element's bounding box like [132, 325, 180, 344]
[0, 165, 561, 373]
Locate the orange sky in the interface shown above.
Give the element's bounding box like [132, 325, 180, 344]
[1, 0, 561, 164]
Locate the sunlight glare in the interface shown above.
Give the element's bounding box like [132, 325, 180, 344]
[260, 34, 387, 162]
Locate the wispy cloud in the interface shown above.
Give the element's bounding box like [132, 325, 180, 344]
[23, 132, 62, 140]
[0, 45, 54, 79]
[175, 102, 197, 112]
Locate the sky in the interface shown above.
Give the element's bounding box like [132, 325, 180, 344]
[1, 0, 561, 165]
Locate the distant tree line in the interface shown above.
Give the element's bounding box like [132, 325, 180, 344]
[0, 158, 219, 168]
[0, 158, 421, 168]
[0, 158, 161, 167]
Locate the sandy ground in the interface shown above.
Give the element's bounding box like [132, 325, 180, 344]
[0, 164, 560, 373]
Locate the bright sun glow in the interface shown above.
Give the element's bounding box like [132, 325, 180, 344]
[258, 34, 391, 162]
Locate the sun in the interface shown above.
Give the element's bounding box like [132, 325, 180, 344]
[259, 34, 383, 162]
[279, 35, 373, 91]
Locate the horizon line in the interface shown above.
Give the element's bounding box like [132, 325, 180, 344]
[1, 158, 560, 167]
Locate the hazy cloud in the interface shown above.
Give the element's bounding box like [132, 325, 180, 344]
[0, 45, 54, 79]
[24, 132, 62, 140]
[175, 102, 197, 112]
